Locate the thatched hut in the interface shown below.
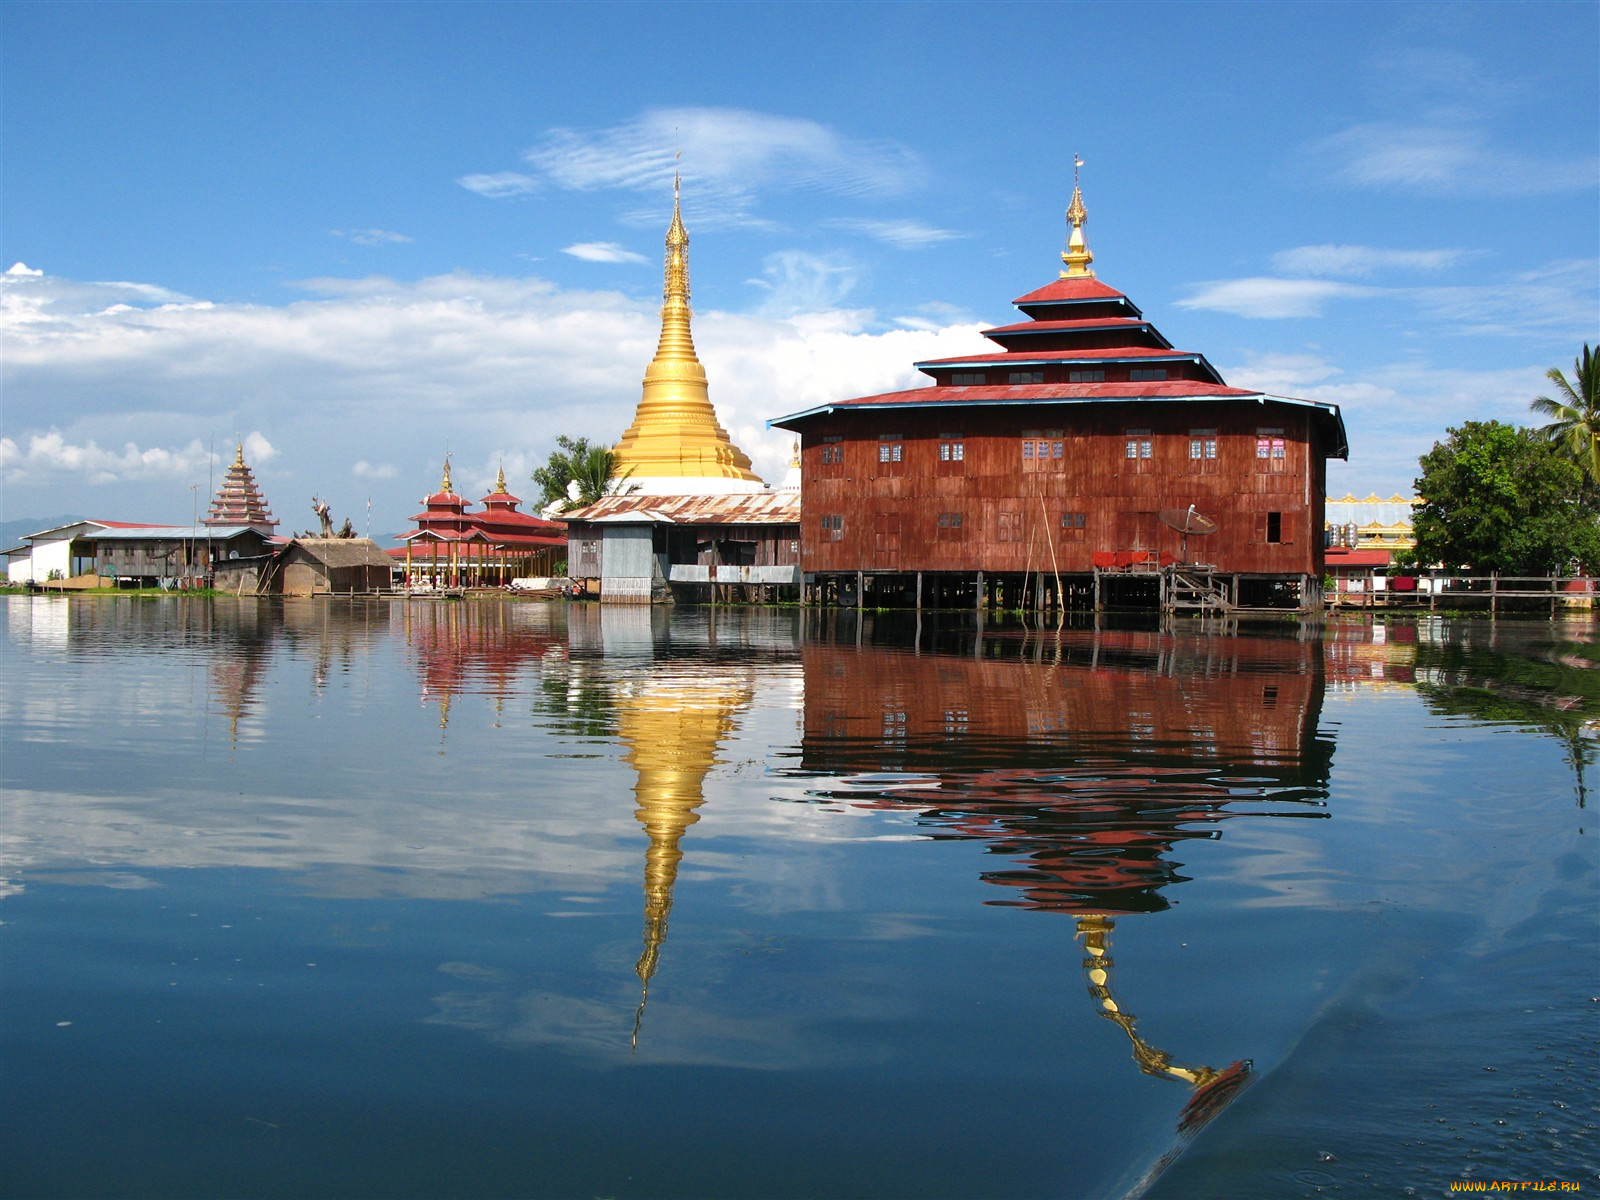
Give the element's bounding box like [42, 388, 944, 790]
[264, 538, 396, 595]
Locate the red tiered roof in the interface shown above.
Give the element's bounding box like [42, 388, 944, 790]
[205, 445, 277, 532]
[1011, 277, 1131, 306]
[773, 264, 1347, 456]
[399, 466, 565, 551]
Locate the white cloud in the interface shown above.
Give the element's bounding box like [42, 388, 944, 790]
[1309, 122, 1597, 197]
[242, 432, 277, 464]
[6, 262, 43, 277]
[1270, 244, 1465, 278]
[1223, 348, 1555, 492]
[1176, 278, 1378, 319]
[0, 264, 986, 526]
[561, 242, 648, 265]
[333, 228, 414, 246]
[463, 107, 926, 230]
[456, 171, 541, 199]
[824, 219, 966, 249]
[745, 250, 861, 316]
[0, 431, 215, 485]
[1222, 352, 1347, 394]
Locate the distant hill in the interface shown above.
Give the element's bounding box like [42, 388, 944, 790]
[0, 515, 87, 550]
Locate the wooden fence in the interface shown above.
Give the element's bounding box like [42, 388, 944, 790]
[1328, 573, 1593, 615]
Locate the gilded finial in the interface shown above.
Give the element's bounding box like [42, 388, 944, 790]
[790, 438, 800, 469]
[440, 455, 452, 494]
[1060, 153, 1095, 279]
[234, 441, 245, 468]
[495, 462, 508, 494]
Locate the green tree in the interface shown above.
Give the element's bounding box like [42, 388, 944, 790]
[1530, 343, 1600, 488]
[1411, 419, 1600, 575]
[531, 435, 629, 510]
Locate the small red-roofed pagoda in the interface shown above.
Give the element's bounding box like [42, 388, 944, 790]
[398, 459, 566, 587]
[770, 162, 1348, 614]
[205, 443, 277, 532]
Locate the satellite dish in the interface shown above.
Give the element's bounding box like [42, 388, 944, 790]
[1159, 505, 1218, 563]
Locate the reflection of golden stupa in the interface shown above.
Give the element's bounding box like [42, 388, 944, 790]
[619, 680, 753, 1047]
[1076, 915, 1252, 1135]
[610, 173, 765, 496]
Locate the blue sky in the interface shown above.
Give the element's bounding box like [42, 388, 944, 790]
[2, 0, 1595, 536]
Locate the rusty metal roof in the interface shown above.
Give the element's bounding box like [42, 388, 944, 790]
[562, 491, 801, 526]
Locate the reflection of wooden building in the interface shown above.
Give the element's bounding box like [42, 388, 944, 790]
[797, 623, 1329, 1131]
[398, 462, 567, 587]
[798, 625, 1331, 914]
[562, 176, 799, 603]
[770, 175, 1347, 613]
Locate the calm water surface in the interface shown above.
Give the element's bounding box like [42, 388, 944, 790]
[2, 596, 1595, 1199]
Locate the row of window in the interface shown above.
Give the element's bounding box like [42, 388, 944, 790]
[817, 511, 1292, 543]
[946, 368, 1173, 385]
[820, 428, 1290, 474]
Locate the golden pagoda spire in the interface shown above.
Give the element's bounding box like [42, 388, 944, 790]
[495, 463, 508, 494]
[440, 456, 453, 494]
[234, 441, 245, 468]
[1060, 154, 1095, 279]
[610, 170, 763, 491]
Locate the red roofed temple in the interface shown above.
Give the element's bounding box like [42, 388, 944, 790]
[206, 443, 277, 532]
[770, 166, 1348, 614]
[398, 461, 566, 588]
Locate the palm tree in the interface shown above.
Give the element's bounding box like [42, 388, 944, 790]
[532, 435, 632, 511]
[1531, 343, 1600, 486]
[569, 442, 630, 505]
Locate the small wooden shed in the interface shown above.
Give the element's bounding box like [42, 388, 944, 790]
[265, 538, 396, 595]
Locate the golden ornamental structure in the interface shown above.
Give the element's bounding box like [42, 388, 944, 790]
[610, 173, 765, 494]
[1059, 154, 1095, 279]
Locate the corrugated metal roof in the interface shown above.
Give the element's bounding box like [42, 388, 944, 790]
[563, 491, 801, 526]
[77, 525, 266, 541]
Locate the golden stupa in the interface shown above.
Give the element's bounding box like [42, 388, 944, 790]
[610, 173, 765, 495]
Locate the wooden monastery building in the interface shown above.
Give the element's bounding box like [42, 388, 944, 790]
[397, 462, 567, 588]
[562, 175, 801, 603]
[770, 174, 1348, 614]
